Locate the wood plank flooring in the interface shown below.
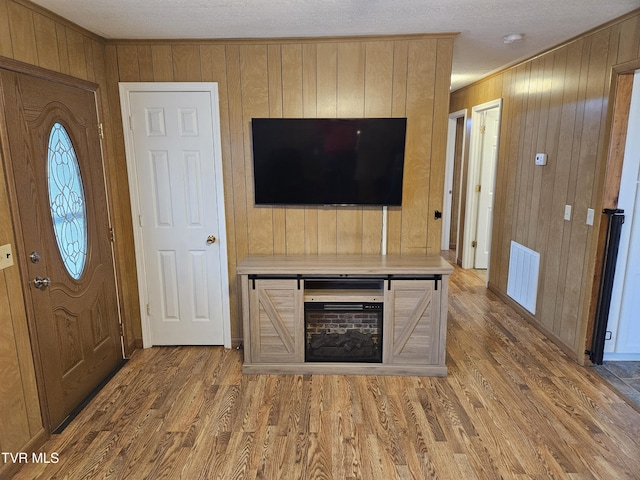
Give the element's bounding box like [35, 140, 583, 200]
[7, 264, 640, 479]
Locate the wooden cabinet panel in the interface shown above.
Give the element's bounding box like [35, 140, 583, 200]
[249, 279, 304, 363]
[384, 280, 441, 365]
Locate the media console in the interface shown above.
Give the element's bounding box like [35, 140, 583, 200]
[237, 255, 453, 376]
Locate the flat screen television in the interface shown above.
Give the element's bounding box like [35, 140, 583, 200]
[251, 118, 406, 206]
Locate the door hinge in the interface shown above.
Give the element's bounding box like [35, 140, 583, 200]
[479, 125, 486, 134]
[98, 123, 104, 139]
[129, 115, 134, 131]
[118, 322, 124, 336]
[146, 304, 151, 316]
[109, 227, 115, 242]
[472, 240, 477, 248]
[475, 184, 481, 193]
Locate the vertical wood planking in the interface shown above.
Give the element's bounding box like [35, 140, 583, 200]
[281, 44, 306, 255]
[6, 0, 37, 64]
[33, 12, 60, 72]
[0, 0, 14, 58]
[363, 41, 394, 254]
[316, 43, 338, 254]
[336, 42, 365, 254]
[387, 41, 409, 255]
[402, 39, 437, 255]
[267, 44, 286, 255]
[240, 45, 273, 255]
[303, 44, 319, 254]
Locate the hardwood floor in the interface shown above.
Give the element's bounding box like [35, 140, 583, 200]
[7, 262, 640, 479]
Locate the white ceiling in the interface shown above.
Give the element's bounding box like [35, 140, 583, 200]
[31, 0, 640, 91]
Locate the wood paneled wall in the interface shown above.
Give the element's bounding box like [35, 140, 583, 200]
[449, 10, 640, 358]
[106, 34, 455, 343]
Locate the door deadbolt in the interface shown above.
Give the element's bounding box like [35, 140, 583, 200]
[32, 276, 51, 289]
[30, 251, 41, 263]
[206, 235, 216, 245]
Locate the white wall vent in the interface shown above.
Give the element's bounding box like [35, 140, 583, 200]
[506, 241, 540, 314]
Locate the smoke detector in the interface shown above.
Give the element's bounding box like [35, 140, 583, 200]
[503, 33, 524, 44]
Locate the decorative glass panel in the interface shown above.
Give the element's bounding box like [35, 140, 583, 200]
[47, 122, 87, 279]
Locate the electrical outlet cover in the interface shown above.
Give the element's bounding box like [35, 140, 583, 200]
[535, 153, 548, 166]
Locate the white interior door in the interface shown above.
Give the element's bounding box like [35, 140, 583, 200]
[474, 108, 500, 269]
[120, 83, 230, 347]
[605, 70, 640, 360]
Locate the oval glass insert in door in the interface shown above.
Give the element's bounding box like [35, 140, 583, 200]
[47, 122, 87, 279]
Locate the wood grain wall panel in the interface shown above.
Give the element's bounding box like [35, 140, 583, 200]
[387, 41, 409, 255]
[0, 275, 31, 450]
[336, 42, 365, 255]
[315, 43, 338, 254]
[116, 44, 140, 81]
[240, 45, 273, 256]
[172, 44, 202, 81]
[150, 45, 174, 81]
[450, 10, 640, 358]
[281, 44, 306, 255]
[266, 45, 286, 255]
[54, 23, 70, 75]
[302, 45, 319, 255]
[7, 1, 37, 64]
[33, 12, 60, 72]
[401, 39, 437, 255]
[66, 28, 89, 80]
[0, 0, 13, 58]
[617, 15, 640, 63]
[136, 45, 154, 82]
[491, 68, 514, 288]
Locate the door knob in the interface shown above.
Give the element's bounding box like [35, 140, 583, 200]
[206, 235, 216, 244]
[32, 276, 51, 289]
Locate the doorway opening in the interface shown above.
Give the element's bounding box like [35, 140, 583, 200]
[442, 109, 467, 265]
[461, 99, 502, 280]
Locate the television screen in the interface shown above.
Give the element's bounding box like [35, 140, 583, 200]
[251, 118, 406, 206]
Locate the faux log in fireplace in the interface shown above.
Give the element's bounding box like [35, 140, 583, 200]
[305, 302, 383, 362]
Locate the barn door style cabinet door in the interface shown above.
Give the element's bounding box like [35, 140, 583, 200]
[248, 279, 304, 363]
[383, 280, 444, 366]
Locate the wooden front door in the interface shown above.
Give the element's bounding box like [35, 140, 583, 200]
[0, 69, 123, 432]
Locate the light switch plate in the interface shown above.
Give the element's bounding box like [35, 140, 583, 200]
[0, 244, 14, 270]
[586, 208, 595, 226]
[564, 205, 572, 221]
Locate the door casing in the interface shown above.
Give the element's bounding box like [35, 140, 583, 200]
[462, 98, 502, 275]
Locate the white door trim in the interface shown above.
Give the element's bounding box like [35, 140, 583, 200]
[462, 98, 502, 272]
[442, 109, 467, 255]
[118, 82, 231, 349]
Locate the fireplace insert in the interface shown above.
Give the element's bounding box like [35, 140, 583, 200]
[304, 302, 383, 363]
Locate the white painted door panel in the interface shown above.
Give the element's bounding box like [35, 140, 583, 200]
[474, 108, 499, 269]
[130, 91, 224, 345]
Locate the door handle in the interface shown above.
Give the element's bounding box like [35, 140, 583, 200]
[32, 276, 51, 289]
[206, 235, 216, 245]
